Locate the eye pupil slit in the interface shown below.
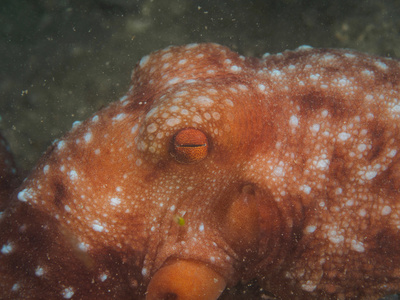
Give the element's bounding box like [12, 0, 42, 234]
[177, 143, 207, 148]
[170, 128, 209, 164]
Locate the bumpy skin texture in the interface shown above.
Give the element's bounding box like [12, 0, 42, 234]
[1, 43, 400, 299]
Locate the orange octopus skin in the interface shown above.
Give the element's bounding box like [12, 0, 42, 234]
[1, 43, 400, 299]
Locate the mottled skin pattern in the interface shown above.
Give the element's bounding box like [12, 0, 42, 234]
[0, 43, 400, 299]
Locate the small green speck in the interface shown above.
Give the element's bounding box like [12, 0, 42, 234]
[173, 215, 185, 226]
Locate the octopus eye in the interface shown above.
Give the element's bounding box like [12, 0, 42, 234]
[171, 128, 209, 164]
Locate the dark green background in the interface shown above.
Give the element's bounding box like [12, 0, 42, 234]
[1, 0, 399, 172]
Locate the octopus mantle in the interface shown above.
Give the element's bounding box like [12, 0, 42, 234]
[1, 43, 400, 299]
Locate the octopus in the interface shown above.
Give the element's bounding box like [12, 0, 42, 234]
[0, 43, 400, 299]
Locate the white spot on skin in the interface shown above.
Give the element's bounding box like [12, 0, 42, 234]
[365, 94, 374, 101]
[192, 115, 203, 124]
[346, 199, 354, 206]
[131, 124, 139, 135]
[310, 74, 320, 80]
[167, 78, 180, 85]
[338, 78, 351, 86]
[84, 132, 92, 143]
[375, 61, 388, 70]
[381, 206, 392, 215]
[110, 197, 121, 206]
[146, 107, 159, 120]
[230, 65, 241, 72]
[258, 84, 266, 91]
[72, 121, 81, 129]
[138, 141, 147, 151]
[194, 96, 214, 107]
[64, 205, 71, 213]
[92, 115, 99, 122]
[273, 166, 284, 177]
[17, 188, 32, 202]
[199, 223, 205, 232]
[224, 99, 234, 107]
[270, 69, 282, 76]
[238, 85, 248, 92]
[391, 105, 400, 113]
[184, 79, 197, 84]
[388, 149, 397, 158]
[162, 52, 172, 60]
[139, 55, 149, 67]
[365, 171, 377, 180]
[186, 43, 198, 49]
[142, 268, 148, 276]
[335, 188, 343, 195]
[166, 118, 181, 127]
[344, 53, 355, 58]
[362, 70, 373, 77]
[1, 242, 13, 254]
[300, 185, 311, 194]
[69, 170, 78, 181]
[119, 95, 128, 102]
[57, 140, 66, 150]
[169, 106, 180, 113]
[262, 52, 270, 58]
[328, 230, 344, 244]
[35, 266, 45, 276]
[62, 287, 74, 299]
[113, 113, 126, 121]
[78, 242, 89, 252]
[301, 281, 317, 292]
[289, 115, 299, 127]
[99, 273, 108, 282]
[147, 123, 157, 133]
[92, 221, 104, 232]
[316, 159, 330, 170]
[305, 225, 316, 233]
[43, 165, 50, 174]
[298, 45, 313, 50]
[351, 240, 365, 253]
[338, 132, 351, 141]
[358, 208, 367, 217]
[311, 124, 320, 132]
[11, 283, 20, 291]
[358, 144, 367, 152]
[212, 112, 220, 120]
